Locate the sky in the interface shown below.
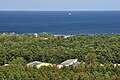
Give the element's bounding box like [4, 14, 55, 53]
[0, 0, 120, 11]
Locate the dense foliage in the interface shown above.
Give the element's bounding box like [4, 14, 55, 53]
[0, 32, 120, 80]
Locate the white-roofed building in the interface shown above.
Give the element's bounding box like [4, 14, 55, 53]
[27, 61, 53, 69]
[27, 61, 42, 66]
[4, 64, 9, 66]
[34, 33, 38, 38]
[57, 59, 79, 68]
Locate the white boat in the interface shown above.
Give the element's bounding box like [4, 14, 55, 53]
[69, 13, 72, 16]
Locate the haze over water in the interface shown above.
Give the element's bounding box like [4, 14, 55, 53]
[0, 11, 120, 34]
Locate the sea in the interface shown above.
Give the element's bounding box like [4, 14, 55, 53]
[0, 11, 120, 34]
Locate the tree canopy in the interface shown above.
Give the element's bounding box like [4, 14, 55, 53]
[0, 33, 120, 80]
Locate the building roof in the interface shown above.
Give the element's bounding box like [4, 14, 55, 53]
[27, 61, 53, 68]
[73, 62, 80, 67]
[27, 61, 42, 66]
[36, 63, 53, 68]
[60, 59, 78, 66]
[4, 64, 9, 66]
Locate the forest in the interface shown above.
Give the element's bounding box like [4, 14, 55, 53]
[0, 32, 120, 80]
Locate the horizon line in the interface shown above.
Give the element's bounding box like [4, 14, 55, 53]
[0, 9, 120, 11]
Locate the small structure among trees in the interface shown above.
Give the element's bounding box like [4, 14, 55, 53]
[57, 59, 80, 68]
[27, 61, 53, 68]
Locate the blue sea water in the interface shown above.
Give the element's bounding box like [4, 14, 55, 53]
[0, 11, 120, 34]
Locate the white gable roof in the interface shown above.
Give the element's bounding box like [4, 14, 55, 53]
[27, 61, 42, 66]
[60, 59, 78, 66]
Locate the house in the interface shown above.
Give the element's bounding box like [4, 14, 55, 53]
[34, 33, 38, 38]
[57, 59, 79, 68]
[54, 35, 73, 38]
[100, 64, 104, 67]
[4, 64, 9, 66]
[27, 61, 53, 69]
[113, 64, 120, 67]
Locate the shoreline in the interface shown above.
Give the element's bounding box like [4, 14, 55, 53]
[0, 32, 119, 35]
